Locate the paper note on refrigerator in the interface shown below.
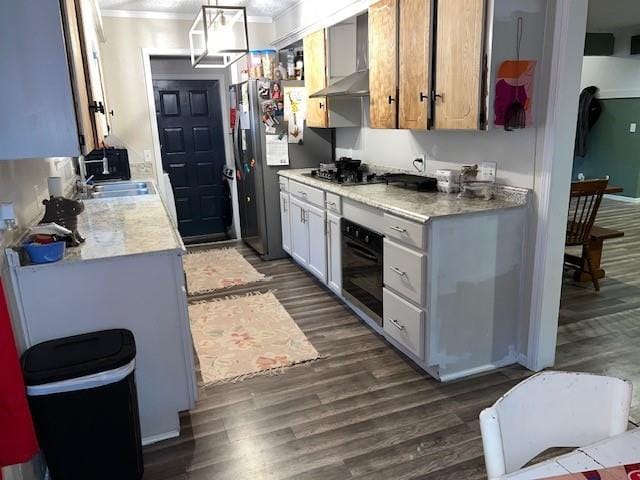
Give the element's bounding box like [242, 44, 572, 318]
[266, 134, 289, 166]
[284, 86, 306, 144]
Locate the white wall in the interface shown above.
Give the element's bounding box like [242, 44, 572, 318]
[581, 26, 640, 98]
[0, 158, 76, 265]
[100, 15, 275, 179]
[335, 0, 549, 188]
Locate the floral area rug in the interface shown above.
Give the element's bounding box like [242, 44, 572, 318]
[183, 247, 266, 295]
[188, 292, 321, 385]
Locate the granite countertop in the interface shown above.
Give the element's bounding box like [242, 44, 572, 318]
[62, 193, 184, 263]
[278, 169, 528, 223]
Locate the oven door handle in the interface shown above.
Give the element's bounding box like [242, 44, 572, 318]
[345, 241, 379, 262]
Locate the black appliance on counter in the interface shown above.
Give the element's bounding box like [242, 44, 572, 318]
[384, 173, 438, 191]
[341, 219, 384, 326]
[83, 147, 131, 182]
[308, 157, 385, 185]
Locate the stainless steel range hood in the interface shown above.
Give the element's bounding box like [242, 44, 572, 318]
[309, 13, 369, 99]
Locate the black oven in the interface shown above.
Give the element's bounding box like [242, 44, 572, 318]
[341, 219, 384, 326]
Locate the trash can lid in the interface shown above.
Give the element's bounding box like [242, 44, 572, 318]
[22, 329, 136, 386]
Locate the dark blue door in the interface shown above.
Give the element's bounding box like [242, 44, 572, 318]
[153, 79, 228, 240]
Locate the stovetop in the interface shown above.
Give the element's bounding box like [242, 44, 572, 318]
[304, 170, 387, 186]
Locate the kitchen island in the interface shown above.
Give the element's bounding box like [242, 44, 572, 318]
[278, 169, 529, 381]
[4, 192, 196, 444]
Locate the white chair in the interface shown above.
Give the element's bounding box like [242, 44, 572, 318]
[479, 371, 632, 479]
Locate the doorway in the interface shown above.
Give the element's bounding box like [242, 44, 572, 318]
[153, 78, 229, 241]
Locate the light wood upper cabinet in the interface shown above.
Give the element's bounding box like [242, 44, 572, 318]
[61, 0, 97, 154]
[368, 0, 398, 129]
[76, 0, 111, 143]
[304, 29, 329, 128]
[434, 0, 486, 130]
[399, 0, 431, 130]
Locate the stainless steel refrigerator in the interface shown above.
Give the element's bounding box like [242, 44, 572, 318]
[229, 79, 333, 260]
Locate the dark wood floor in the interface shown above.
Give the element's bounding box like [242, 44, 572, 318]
[143, 199, 640, 480]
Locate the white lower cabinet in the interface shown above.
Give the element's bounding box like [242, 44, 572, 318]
[290, 196, 309, 266]
[280, 192, 291, 254]
[326, 212, 342, 295]
[289, 195, 327, 283]
[383, 288, 425, 360]
[384, 239, 427, 306]
[307, 204, 327, 282]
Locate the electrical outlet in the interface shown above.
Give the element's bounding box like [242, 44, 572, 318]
[630, 123, 637, 133]
[480, 162, 497, 182]
[144, 150, 153, 163]
[413, 154, 426, 172]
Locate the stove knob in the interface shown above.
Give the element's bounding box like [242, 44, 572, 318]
[355, 230, 359, 238]
[346, 226, 351, 233]
[364, 234, 370, 243]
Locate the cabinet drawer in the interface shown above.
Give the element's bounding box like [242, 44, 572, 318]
[279, 177, 289, 193]
[383, 288, 424, 359]
[384, 213, 427, 250]
[290, 180, 325, 208]
[325, 192, 342, 214]
[384, 239, 426, 305]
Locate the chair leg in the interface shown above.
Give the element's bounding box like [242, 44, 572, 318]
[585, 251, 600, 292]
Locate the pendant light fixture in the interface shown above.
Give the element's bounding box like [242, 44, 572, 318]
[189, 1, 249, 68]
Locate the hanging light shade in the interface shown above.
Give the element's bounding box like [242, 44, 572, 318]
[189, 4, 249, 68]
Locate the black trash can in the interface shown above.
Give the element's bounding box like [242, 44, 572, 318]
[22, 329, 143, 480]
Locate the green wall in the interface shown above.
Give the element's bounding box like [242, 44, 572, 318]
[573, 98, 640, 198]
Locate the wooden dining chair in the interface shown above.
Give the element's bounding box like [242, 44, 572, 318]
[479, 371, 632, 479]
[565, 178, 609, 291]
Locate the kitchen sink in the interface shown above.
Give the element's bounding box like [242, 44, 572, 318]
[84, 181, 156, 199]
[93, 181, 150, 192]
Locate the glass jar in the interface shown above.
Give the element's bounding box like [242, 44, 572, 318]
[262, 49, 277, 80]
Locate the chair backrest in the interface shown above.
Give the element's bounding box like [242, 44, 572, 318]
[566, 179, 608, 246]
[479, 371, 632, 479]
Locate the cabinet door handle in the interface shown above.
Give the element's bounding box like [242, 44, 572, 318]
[390, 318, 405, 331]
[283, 200, 287, 213]
[420, 92, 428, 102]
[388, 96, 395, 104]
[319, 102, 324, 109]
[390, 266, 406, 277]
[432, 92, 443, 102]
[390, 226, 406, 233]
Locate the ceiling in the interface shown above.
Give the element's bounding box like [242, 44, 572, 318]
[587, 0, 640, 31]
[97, 0, 299, 19]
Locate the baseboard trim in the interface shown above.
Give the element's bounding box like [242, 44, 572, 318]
[142, 430, 180, 446]
[604, 194, 640, 203]
[438, 356, 518, 383]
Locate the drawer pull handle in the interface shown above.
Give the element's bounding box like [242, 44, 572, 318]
[298, 191, 307, 196]
[326, 201, 336, 207]
[390, 266, 406, 277]
[390, 226, 406, 233]
[390, 319, 405, 331]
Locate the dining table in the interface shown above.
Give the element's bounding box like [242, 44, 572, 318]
[502, 428, 640, 479]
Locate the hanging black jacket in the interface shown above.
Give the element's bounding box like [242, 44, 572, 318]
[575, 86, 602, 157]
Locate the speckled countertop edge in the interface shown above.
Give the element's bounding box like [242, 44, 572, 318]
[278, 169, 529, 224]
[15, 190, 185, 268]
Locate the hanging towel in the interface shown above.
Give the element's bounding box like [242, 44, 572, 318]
[0, 280, 39, 470]
[495, 60, 536, 127]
